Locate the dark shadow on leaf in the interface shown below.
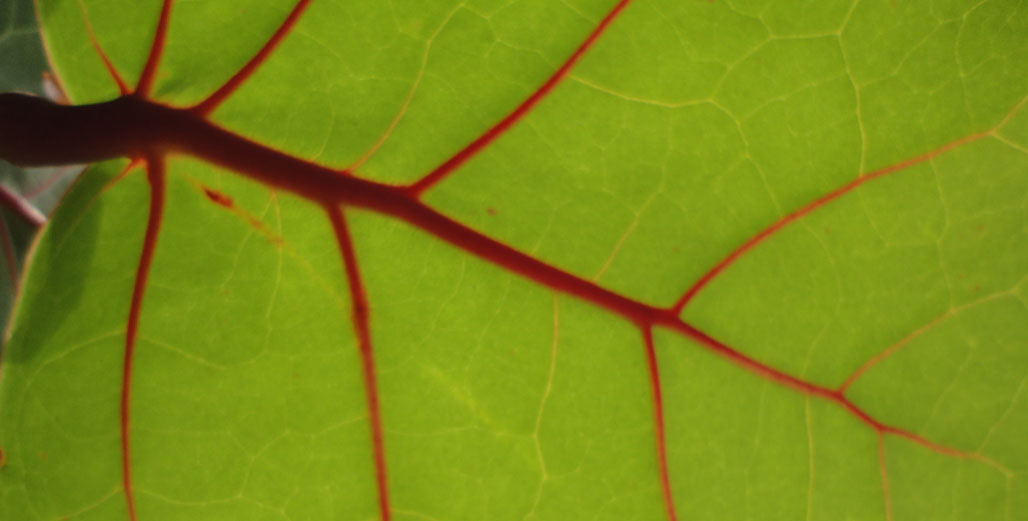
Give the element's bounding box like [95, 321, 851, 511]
[1, 167, 104, 363]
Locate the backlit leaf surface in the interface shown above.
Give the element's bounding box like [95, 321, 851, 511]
[1, 1, 1026, 520]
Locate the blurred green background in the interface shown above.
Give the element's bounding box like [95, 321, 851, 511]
[0, 0, 84, 334]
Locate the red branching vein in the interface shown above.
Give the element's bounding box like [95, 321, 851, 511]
[121, 155, 166, 521]
[75, 0, 129, 94]
[326, 205, 391, 521]
[838, 289, 1020, 396]
[2, 1, 1019, 518]
[878, 433, 893, 521]
[135, 0, 174, 97]
[658, 318, 991, 462]
[670, 130, 991, 315]
[0, 91, 992, 465]
[642, 327, 679, 521]
[405, 0, 634, 197]
[191, 0, 314, 116]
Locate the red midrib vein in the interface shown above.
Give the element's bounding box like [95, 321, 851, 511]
[326, 205, 392, 521]
[0, 91, 982, 460]
[7, 92, 981, 465]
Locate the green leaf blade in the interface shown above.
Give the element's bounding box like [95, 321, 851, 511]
[2, 0, 1026, 520]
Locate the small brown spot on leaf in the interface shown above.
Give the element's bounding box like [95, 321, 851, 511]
[203, 187, 234, 208]
[196, 183, 283, 247]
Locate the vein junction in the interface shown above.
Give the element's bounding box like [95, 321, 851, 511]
[0, 1, 1019, 520]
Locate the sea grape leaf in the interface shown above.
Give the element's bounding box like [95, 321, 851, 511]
[1, 1, 1027, 520]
